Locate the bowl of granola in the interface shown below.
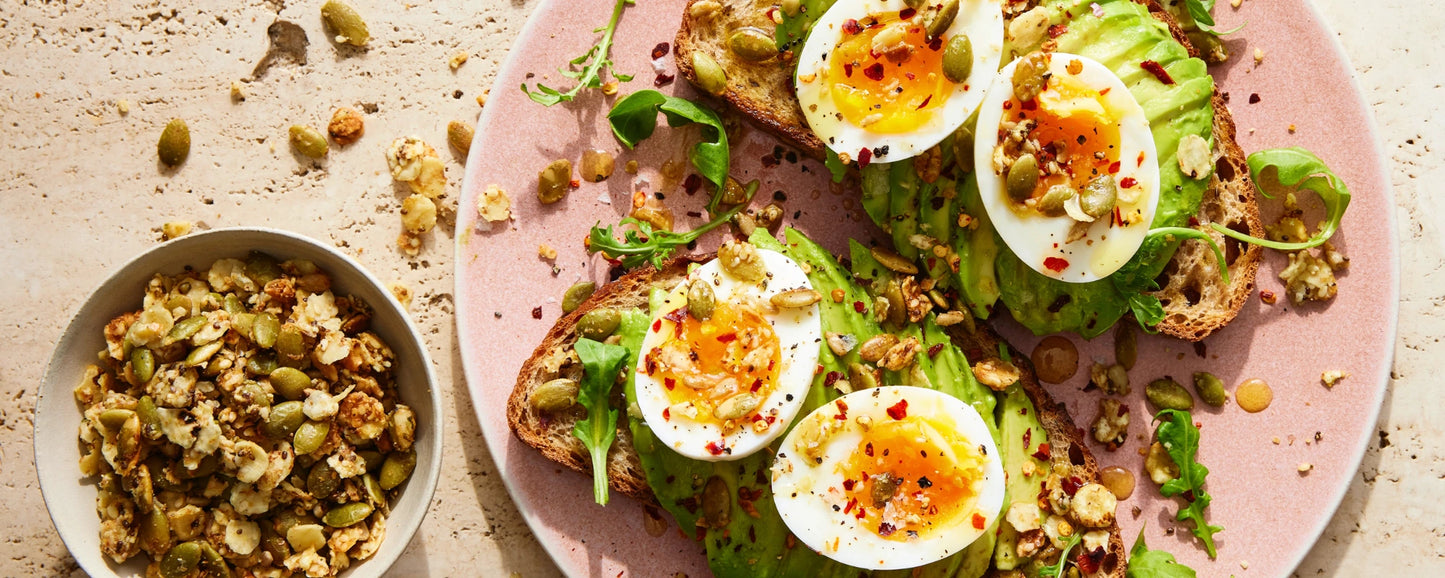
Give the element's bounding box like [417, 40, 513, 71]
[35, 227, 442, 578]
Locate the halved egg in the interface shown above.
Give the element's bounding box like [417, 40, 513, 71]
[974, 52, 1161, 282]
[795, 0, 1005, 164]
[634, 246, 821, 461]
[771, 386, 1005, 570]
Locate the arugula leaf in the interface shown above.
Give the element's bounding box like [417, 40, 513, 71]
[606, 90, 731, 200]
[572, 338, 632, 505]
[1153, 409, 1223, 558]
[521, 0, 634, 106]
[1127, 526, 1199, 578]
[1038, 532, 1082, 578]
[1211, 147, 1352, 251]
[824, 147, 847, 183]
[588, 181, 757, 269]
[1111, 227, 1229, 331]
[1183, 0, 1215, 27]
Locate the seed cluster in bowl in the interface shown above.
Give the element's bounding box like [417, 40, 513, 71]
[73, 253, 418, 577]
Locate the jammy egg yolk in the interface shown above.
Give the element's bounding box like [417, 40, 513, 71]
[649, 299, 781, 422]
[1015, 75, 1121, 198]
[827, 15, 954, 134]
[837, 417, 985, 540]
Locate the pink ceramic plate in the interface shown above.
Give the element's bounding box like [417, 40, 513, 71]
[456, 1, 1396, 575]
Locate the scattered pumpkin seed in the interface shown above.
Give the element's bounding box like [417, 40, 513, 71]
[1113, 322, 1137, 370]
[941, 33, 973, 83]
[268, 367, 312, 401]
[687, 280, 717, 321]
[130, 347, 156, 385]
[727, 28, 778, 62]
[1145, 378, 1194, 411]
[537, 159, 572, 204]
[379, 449, 416, 490]
[1006, 154, 1040, 202]
[870, 246, 919, 275]
[561, 282, 597, 314]
[321, 0, 369, 46]
[1193, 371, 1228, 407]
[447, 120, 474, 156]
[158, 119, 190, 167]
[692, 51, 727, 95]
[701, 475, 731, 528]
[289, 125, 329, 158]
[578, 308, 621, 341]
[307, 462, 341, 500]
[530, 378, 579, 412]
[1079, 175, 1117, 219]
[293, 420, 330, 455]
[160, 542, 201, 578]
[922, 0, 959, 41]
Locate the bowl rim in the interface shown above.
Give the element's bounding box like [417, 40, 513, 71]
[34, 226, 444, 577]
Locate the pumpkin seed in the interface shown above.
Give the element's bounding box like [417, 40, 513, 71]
[1037, 185, 1076, 217]
[293, 420, 330, 455]
[1013, 51, 1051, 103]
[275, 325, 306, 365]
[157, 119, 190, 167]
[357, 449, 385, 472]
[221, 293, 245, 316]
[922, 0, 959, 41]
[166, 316, 208, 345]
[714, 393, 760, 420]
[184, 339, 223, 367]
[870, 471, 901, 507]
[1193, 371, 1228, 407]
[687, 280, 716, 321]
[1113, 323, 1137, 370]
[580, 149, 616, 182]
[1079, 175, 1117, 219]
[561, 282, 596, 314]
[537, 159, 572, 204]
[1145, 378, 1195, 411]
[290, 125, 330, 158]
[530, 378, 579, 412]
[883, 279, 907, 327]
[307, 461, 341, 500]
[728, 28, 778, 62]
[362, 472, 386, 505]
[870, 246, 919, 275]
[379, 449, 416, 490]
[245, 351, 278, 376]
[245, 251, 283, 285]
[98, 409, 135, 435]
[140, 507, 172, 555]
[701, 475, 731, 528]
[252, 312, 280, 349]
[577, 308, 621, 341]
[137, 396, 164, 440]
[771, 288, 822, 309]
[198, 541, 230, 578]
[952, 122, 975, 174]
[447, 120, 474, 157]
[268, 367, 311, 401]
[719, 176, 754, 206]
[160, 542, 201, 578]
[260, 525, 291, 563]
[323, 502, 374, 528]
[692, 51, 727, 95]
[858, 334, 899, 363]
[1006, 154, 1040, 201]
[321, 0, 369, 47]
[942, 33, 973, 83]
[264, 401, 305, 440]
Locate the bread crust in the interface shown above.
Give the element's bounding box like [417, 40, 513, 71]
[674, 0, 1265, 341]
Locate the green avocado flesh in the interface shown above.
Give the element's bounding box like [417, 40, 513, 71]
[621, 228, 1047, 577]
[786, 0, 1215, 338]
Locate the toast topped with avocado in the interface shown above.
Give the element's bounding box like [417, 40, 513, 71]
[675, 0, 1264, 341]
[510, 230, 1125, 577]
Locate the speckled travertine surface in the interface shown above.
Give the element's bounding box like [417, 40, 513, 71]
[0, 0, 1439, 576]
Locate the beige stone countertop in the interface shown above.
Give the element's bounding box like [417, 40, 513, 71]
[1, 0, 1439, 576]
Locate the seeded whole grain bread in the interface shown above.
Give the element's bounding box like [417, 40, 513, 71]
[674, 0, 1264, 342]
[507, 254, 1124, 577]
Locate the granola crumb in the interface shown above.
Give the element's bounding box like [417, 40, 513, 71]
[387, 281, 413, 310]
[1230, 0, 1242, 6]
[397, 231, 422, 256]
[1288, 124, 1297, 133]
[328, 107, 365, 146]
[448, 51, 469, 70]
[476, 90, 490, 108]
[479, 184, 513, 222]
[1272, 437, 1280, 445]
[538, 244, 558, 260]
[1297, 462, 1313, 474]
[625, 160, 639, 175]
[1260, 290, 1277, 304]
[117, 99, 130, 115]
[601, 80, 620, 95]
[1253, 48, 1265, 65]
[1321, 370, 1349, 388]
[162, 221, 193, 240]
[231, 80, 246, 102]
[1240, 560, 1250, 570]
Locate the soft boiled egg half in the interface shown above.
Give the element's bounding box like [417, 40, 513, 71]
[771, 386, 1004, 570]
[795, 0, 1005, 164]
[634, 245, 821, 461]
[974, 52, 1161, 282]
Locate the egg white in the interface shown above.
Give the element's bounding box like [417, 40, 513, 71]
[795, 0, 1006, 163]
[634, 250, 821, 461]
[974, 52, 1161, 282]
[771, 386, 1005, 570]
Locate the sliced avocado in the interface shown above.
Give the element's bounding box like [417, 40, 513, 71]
[992, 382, 1052, 570]
[888, 162, 923, 261]
[953, 176, 1001, 319]
[861, 163, 894, 230]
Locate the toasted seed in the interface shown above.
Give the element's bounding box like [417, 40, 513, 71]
[687, 280, 716, 321]
[577, 308, 621, 341]
[361, 473, 386, 505]
[531, 378, 579, 412]
[870, 247, 919, 275]
[825, 332, 857, 356]
[289, 125, 329, 158]
[268, 367, 312, 401]
[140, 506, 172, 555]
[870, 471, 900, 507]
[719, 177, 754, 206]
[98, 408, 135, 435]
[922, 0, 959, 41]
[770, 288, 822, 309]
[1013, 51, 1051, 103]
[357, 450, 385, 473]
[883, 279, 908, 327]
[184, 340, 224, 367]
[1079, 175, 1117, 219]
[252, 312, 280, 349]
[701, 475, 731, 528]
[1037, 185, 1076, 217]
[260, 526, 291, 563]
[538, 159, 572, 204]
[293, 420, 330, 455]
[166, 316, 208, 345]
[1193, 372, 1227, 407]
[952, 122, 975, 174]
[718, 239, 767, 281]
[379, 449, 416, 490]
[728, 27, 778, 62]
[197, 541, 229, 577]
[244, 251, 282, 284]
[941, 33, 973, 83]
[157, 119, 190, 167]
[580, 149, 615, 182]
[127, 347, 156, 386]
[1145, 378, 1195, 411]
[275, 325, 306, 365]
[848, 362, 880, 390]
[754, 202, 785, 232]
[245, 351, 278, 376]
[447, 120, 474, 156]
[1007, 154, 1040, 202]
[936, 310, 967, 326]
[1113, 323, 1137, 370]
[137, 396, 164, 440]
[715, 393, 761, 420]
[321, 0, 369, 46]
[858, 334, 899, 363]
[160, 542, 202, 578]
[692, 51, 728, 95]
[561, 282, 597, 314]
[307, 461, 341, 500]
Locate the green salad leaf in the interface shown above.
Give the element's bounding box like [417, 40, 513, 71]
[824, 147, 847, 183]
[1127, 526, 1199, 578]
[587, 181, 757, 269]
[572, 338, 632, 505]
[1038, 532, 1083, 578]
[1154, 409, 1223, 558]
[606, 89, 731, 200]
[521, 0, 634, 106]
[1212, 147, 1352, 251]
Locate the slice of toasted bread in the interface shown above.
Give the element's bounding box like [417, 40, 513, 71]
[674, 0, 1264, 341]
[508, 255, 1125, 576]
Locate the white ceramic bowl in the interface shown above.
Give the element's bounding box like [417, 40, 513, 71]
[35, 227, 442, 577]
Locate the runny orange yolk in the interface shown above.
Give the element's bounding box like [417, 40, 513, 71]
[655, 299, 780, 421]
[838, 418, 984, 540]
[1016, 75, 1122, 199]
[827, 14, 954, 134]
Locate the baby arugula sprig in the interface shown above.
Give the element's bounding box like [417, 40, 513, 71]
[572, 338, 631, 505]
[521, 0, 635, 106]
[1154, 409, 1223, 558]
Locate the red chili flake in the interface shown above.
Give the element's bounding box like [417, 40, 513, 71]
[1002, 100, 1014, 110]
[971, 513, 987, 530]
[857, 147, 873, 168]
[824, 371, 842, 387]
[1108, 161, 1121, 174]
[664, 377, 676, 390]
[1113, 206, 1123, 227]
[664, 307, 688, 324]
[751, 413, 764, 423]
[1099, 87, 1111, 95]
[843, 62, 854, 77]
[928, 37, 943, 51]
[1020, 99, 1038, 111]
[1044, 257, 1069, 272]
[834, 399, 849, 421]
[1078, 547, 1106, 574]
[1188, 216, 1201, 227]
[877, 522, 897, 537]
[651, 319, 662, 332]
[862, 63, 885, 81]
[1137, 151, 1147, 167]
[927, 343, 945, 358]
[570, 179, 581, 188]
[843, 479, 856, 491]
[899, 7, 917, 19]
[1048, 24, 1069, 38]
[1120, 177, 1138, 189]
[683, 173, 702, 195]
[844, 497, 858, 514]
[842, 18, 863, 35]
[716, 333, 738, 343]
[816, 363, 824, 375]
[766, 415, 776, 424]
[853, 301, 867, 313]
[651, 42, 671, 59]
[750, 378, 763, 392]
[865, 442, 875, 456]
[1140, 60, 1174, 85]
[1022, 427, 1032, 449]
[1260, 290, 1278, 304]
[916, 94, 933, 110]
[531, 306, 543, 319]
[663, 407, 671, 420]
[1031, 442, 1051, 461]
[1063, 476, 1084, 496]
[654, 72, 675, 87]
[886, 399, 909, 420]
[705, 440, 726, 455]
